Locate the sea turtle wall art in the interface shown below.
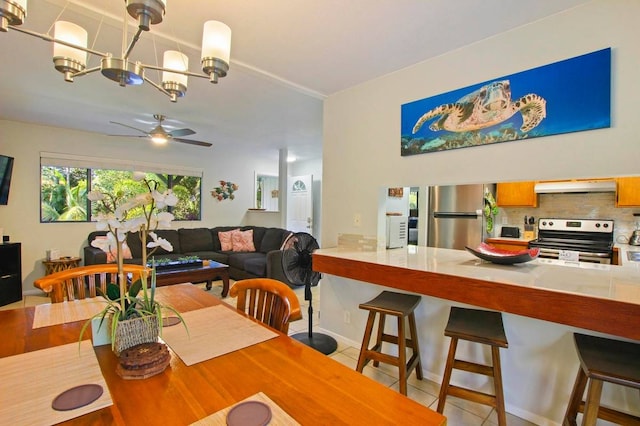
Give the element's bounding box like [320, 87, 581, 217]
[401, 48, 611, 156]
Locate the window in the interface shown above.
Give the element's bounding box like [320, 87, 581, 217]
[41, 166, 88, 221]
[40, 155, 202, 223]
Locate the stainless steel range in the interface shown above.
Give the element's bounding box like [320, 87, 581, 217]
[528, 218, 614, 264]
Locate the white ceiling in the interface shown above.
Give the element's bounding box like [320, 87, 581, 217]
[0, 0, 590, 161]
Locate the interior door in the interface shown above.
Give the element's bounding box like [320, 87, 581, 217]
[287, 175, 313, 233]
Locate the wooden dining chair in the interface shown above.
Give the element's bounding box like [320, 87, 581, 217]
[34, 264, 147, 303]
[229, 278, 302, 333]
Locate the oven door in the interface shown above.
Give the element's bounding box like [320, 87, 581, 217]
[536, 247, 612, 264]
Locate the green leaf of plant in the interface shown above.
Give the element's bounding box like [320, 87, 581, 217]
[129, 279, 142, 298]
[106, 283, 120, 301]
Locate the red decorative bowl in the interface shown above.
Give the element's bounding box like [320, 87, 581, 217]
[465, 242, 540, 264]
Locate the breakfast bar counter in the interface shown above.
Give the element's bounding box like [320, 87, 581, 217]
[312, 246, 640, 424]
[313, 246, 640, 340]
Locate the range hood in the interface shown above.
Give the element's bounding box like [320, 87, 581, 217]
[534, 180, 617, 194]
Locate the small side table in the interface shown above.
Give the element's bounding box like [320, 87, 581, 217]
[42, 256, 81, 275]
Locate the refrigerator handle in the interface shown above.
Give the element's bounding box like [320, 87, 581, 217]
[433, 212, 481, 219]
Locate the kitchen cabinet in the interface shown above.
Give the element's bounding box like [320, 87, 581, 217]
[496, 182, 537, 207]
[615, 177, 640, 207]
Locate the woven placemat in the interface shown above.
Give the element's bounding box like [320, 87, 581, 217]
[33, 298, 108, 329]
[191, 392, 299, 425]
[0, 340, 112, 425]
[161, 305, 278, 366]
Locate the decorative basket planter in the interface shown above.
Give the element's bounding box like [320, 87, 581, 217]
[114, 315, 159, 355]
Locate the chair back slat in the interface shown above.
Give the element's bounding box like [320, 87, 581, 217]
[34, 264, 148, 303]
[74, 276, 86, 300]
[229, 278, 302, 334]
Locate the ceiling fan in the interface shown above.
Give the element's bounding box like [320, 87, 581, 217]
[109, 114, 212, 147]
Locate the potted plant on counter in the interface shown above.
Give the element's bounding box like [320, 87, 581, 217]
[81, 259, 186, 355]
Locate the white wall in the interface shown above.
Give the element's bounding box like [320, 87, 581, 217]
[320, 1, 640, 424]
[0, 119, 280, 293]
[322, 0, 640, 248]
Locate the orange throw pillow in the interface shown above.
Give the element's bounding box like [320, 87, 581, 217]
[232, 229, 256, 252]
[218, 229, 239, 251]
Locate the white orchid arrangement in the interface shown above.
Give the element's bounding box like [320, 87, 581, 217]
[88, 172, 178, 316]
[89, 172, 177, 264]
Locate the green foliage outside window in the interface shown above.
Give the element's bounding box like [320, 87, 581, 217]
[41, 166, 88, 221]
[40, 166, 201, 222]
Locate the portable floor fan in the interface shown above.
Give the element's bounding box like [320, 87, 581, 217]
[282, 232, 338, 355]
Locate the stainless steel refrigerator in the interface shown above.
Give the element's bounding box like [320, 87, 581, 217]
[427, 184, 496, 250]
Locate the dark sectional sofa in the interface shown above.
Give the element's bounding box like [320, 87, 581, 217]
[83, 226, 296, 287]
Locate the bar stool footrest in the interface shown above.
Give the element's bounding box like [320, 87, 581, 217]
[448, 385, 497, 408]
[363, 350, 401, 367]
[453, 359, 495, 377]
[577, 402, 640, 426]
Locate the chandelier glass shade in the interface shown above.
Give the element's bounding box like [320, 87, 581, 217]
[0, 0, 231, 102]
[162, 50, 189, 98]
[53, 21, 88, 82]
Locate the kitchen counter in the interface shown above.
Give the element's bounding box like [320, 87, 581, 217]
[313, 246, 640, 340]
[616, 242, 640, 266]
[312, 246, 640, 423]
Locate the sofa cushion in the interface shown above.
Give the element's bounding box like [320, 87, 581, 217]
[244, 257, 267, 276]
[260, 228, 288, 253]
[179, 228, 213, 253]
[128, 229, 180, 258]
[226, 252, 265, 271]
[232, 229, 256, 252]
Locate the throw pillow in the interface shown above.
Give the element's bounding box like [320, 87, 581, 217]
[94, 236, 133, 262]
[218, 229, 239, 251]
[280, 232, 294, 250]
[232, 229, 256, 252]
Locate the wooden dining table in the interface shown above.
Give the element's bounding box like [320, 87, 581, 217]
[0, 283, 446, 425]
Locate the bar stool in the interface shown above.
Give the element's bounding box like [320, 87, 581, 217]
[356, 291, 423, 395]
[437, 307, 508, 426]
[563, 333, 640, 426]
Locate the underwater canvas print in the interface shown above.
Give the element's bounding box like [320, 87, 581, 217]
[401, 48, 611, 156]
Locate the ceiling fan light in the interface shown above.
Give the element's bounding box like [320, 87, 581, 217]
[52, 21, 87, 81]
[1, 0, 27, 31]
[151, 134, 168, 144]
[201, 20, 231, 83]
[162, 50, 188, 100]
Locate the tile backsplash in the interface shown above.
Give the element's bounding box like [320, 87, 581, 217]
[497, 192, 640, 244]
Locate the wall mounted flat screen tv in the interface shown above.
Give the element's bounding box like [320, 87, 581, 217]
[0, 155, 14, 205]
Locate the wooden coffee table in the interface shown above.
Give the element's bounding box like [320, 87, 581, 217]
[154, 260, 230, 296]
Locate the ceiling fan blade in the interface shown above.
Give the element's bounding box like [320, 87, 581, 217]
[107, 134, 148, 138]
[110, 121, 150, 135]
[169, 128, 196, 137]
[173, 137, 212, 147]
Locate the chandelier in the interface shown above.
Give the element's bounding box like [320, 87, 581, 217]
[0, 0, 231, 102]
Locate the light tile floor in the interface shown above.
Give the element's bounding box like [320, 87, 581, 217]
[3, 281, 544, 425]
[218, 281, 538, 426]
